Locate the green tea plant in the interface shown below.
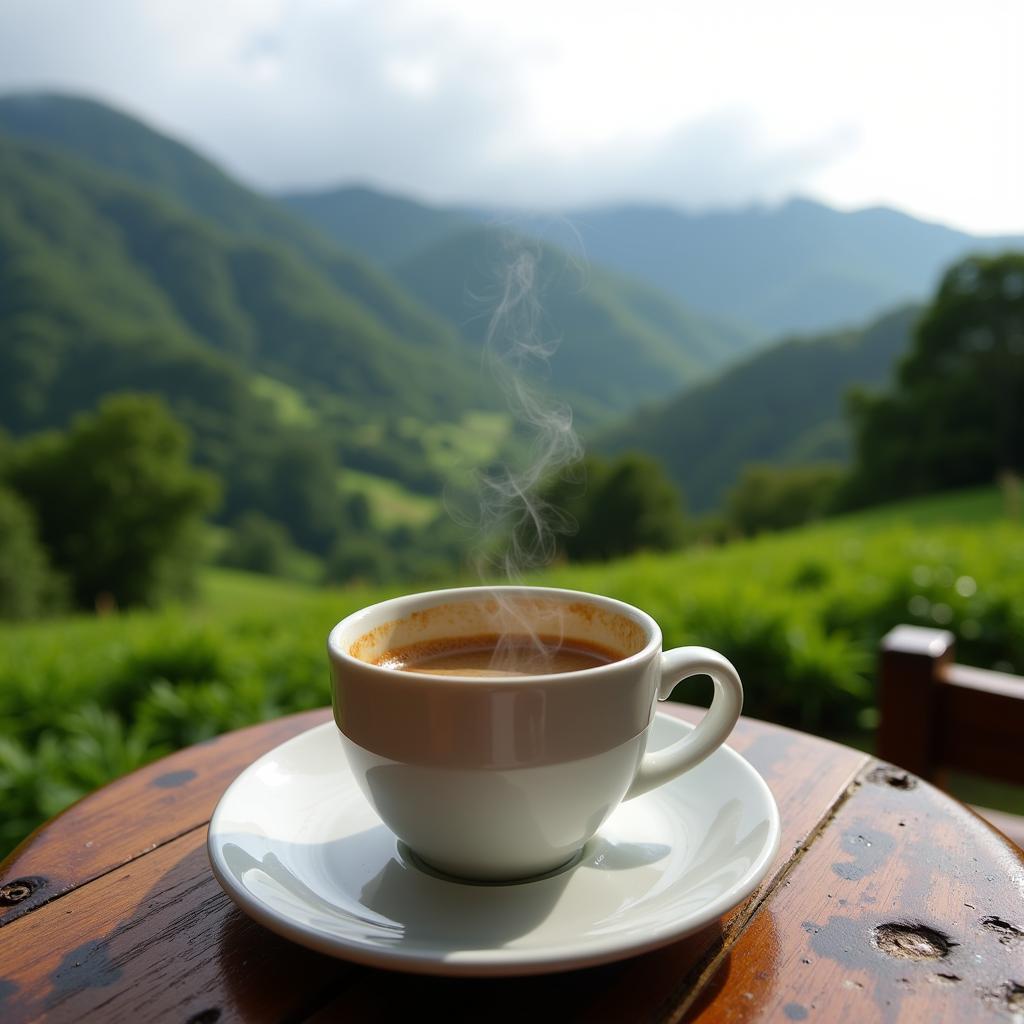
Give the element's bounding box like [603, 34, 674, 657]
[2, 491, 1021, 857]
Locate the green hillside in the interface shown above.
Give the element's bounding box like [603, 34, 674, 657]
[0, 138, 264, 451]
[394, 226, 754, 419]
[601, 305, 918, 512]
[2, 484, 1020, 854]
[0, 93, 464, 359]
[277, 184, 1024, 342]
[0, 94, 760, 434]
[282, 184, 472, 267]
[282, 185, 755, 363]
[0, 132, 487, 419]
[0, 134, 513, 557]
[512, 198, 1024, 337]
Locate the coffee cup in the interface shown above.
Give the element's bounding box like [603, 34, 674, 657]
[327, 585, 743, 881]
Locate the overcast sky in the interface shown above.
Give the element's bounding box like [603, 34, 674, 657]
[2, 0, 1022, 234]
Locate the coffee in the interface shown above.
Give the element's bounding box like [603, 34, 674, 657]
[375, 633, 622, 677]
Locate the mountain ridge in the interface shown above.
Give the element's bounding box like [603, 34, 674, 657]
[599, 305, 920, 513]
[281, 183, 1024, 339]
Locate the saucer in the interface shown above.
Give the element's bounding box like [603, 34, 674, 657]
[207, 713, 780, 976]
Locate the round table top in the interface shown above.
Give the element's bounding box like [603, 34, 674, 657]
[1, 705, 1022, 1023]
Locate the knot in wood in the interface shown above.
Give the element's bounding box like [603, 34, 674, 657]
[1004, 983, 1024, 1012]
[981, 916, 1023, 945]
[0, 878, 40, 905]
[186, 1009, 221, 1024]
[873, 923, 951, 960]
[984, 982, 1024, 1015]
[866, 766, 917, 790]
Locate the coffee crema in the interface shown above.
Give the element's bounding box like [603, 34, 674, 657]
[375, 633, 622, 677]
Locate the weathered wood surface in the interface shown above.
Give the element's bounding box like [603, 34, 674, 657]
[0, 708, 333, 927]
[677, 763, 1024, 1024]
[1, 706, 1021, 1023]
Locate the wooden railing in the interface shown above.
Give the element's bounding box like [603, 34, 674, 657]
[878, 625, 1024, 848]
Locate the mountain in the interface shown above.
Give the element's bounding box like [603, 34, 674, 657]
[0, 135, 286, 527]
[282, 184, 1024, 341]
[0, 134, 482, 427]
[600, 306, 919, 513]
[0, 128, 514, 561]
[0, 93, 752, 429]
[283, 185, 472, 267]
[0, 92, 465, 360]
[392, 226, 755, 421]
[512, 199, 1024, 337]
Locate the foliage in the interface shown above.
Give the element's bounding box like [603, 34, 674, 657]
[843, 253, 1024, 506]
[218, 513, 299, 577]
[325, 514, 471, 586]
[5, 395, 219, 608]
[0, 92, 466, 364]
[726, 463, 845, 535]
[0, 486, 65, 618]
[543, 453, 686, 561]
[0, 128, 498, 565]
[602, 306, 917, 512]
[0, 485, 1018, 856]
[1, 486, 1018, 857]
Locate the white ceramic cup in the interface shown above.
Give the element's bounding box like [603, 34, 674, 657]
[327, 585, 743, 881]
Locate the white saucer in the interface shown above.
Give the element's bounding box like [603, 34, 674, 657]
[208, 713, 780, 976]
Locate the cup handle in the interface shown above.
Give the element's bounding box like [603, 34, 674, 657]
[624, 647, 743, 800]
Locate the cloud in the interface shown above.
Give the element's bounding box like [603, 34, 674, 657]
[0, 0, 1020, 232]
[465, 109, 858, 211]
[0, 0, 843, 210]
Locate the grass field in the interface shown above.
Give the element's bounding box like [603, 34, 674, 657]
[249, 374, 319, 427]
[336, 410, 511, 528]
[339, 468, 442, 528]
[2, 485, 1022, 856]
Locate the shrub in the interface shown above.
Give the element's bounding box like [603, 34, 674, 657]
[219, 512, 298, 577]
[3, 505, 1023, 857]
[0, 485, 65, 618]
[726, 463, 845, 536]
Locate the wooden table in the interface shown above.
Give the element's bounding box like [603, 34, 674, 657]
[2, 706, 1022, 1023]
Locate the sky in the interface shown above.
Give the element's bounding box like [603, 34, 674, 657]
[2, 0, 1023, 235]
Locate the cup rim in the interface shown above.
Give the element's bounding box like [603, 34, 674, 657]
[327, 584, 662, 686]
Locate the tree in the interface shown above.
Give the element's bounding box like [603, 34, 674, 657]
[261, 435, 348, 553]
[543, 453, 685, 562]
[725, 463, 844, 536]
[218, 512, 297, 577]
[6, 394, 219, 608]
[0, 485, 65, 618]
[842, 253, 1024, 506]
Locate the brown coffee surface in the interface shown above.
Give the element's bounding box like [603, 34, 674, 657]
[376, 633, 622, 677]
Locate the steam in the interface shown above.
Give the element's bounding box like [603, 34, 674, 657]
[475, 233, 582, 582]
[467, 232, 584, 670]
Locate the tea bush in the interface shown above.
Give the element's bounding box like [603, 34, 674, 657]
[2, 491, 1022, 857]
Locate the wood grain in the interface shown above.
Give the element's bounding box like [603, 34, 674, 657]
[0, 708, 332, 926]
[673, 760, 1024, 1024]
[0, 828, 352, 1023]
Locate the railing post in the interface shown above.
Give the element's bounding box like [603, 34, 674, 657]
[878, 625, 956, 778]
